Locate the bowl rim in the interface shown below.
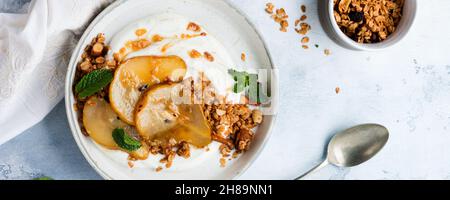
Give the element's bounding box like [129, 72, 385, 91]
[64, 0, 279, 180]
[327, 0, 418, 51]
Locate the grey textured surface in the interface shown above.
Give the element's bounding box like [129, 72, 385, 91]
[0, 0, 30, 13]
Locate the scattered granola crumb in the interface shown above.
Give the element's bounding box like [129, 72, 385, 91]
[335, 87, 341, 94]
[177, 141, 191, 159]
[220, 158, 227, 167]
[301, 37, 310, 44]
[300, 15, 307, 21]
[265, 3, 274, 14]
[152, 34, 164, 43]
[187, 22, 201, 32]
[155, 166, 163, 172]
[252, 110, 263, 124]
[265, 3, 289, 33]
[204, 51, 215, 62]
[189, 49, 202, 59]
[324, 49, 331, 56]
[302, 45, 309, 49]
[301, 5, 306, 13]
[135, 28, 147, 37]
[279, 19, 289, 32]
[219, 144, 231, 157]
[128, 161, 134, 168]
[241, 53, 246, 62]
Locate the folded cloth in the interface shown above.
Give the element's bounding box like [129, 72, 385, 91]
[0, 0, 114, 145]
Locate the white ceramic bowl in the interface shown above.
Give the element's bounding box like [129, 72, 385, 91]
[319, 0, 418, 51]
[65, 0, 278, 180]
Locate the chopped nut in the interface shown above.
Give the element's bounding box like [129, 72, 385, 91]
[252, 110, 263, 124]
[95, 56, 105, 64]
[216, 109, 226, 116]
[188, 49, 202, 59]
[235, 129, 254, 151]
[265, 3, 289, 33]
[241, 53, 246, 62]
[335, 87, 341, 94]
[79, 61, 92, 71]
[91, 43, 104, 56]
[301, 5, 306, 13]
[177, 141, 191, 158]
[155, 166, 163, 172]
[152, 34, 164, 43]
[219, 144, 231, 157]
[187, 22, 201, 32]
[204, 52, 214, 62]
[300, 15, 307, 21]
[265, 3, 274, 14]
[301, 37, 310, 44]
[135, 28, 148, 37]
[128, 161, 134, 168]
[220, 158, 227, 167]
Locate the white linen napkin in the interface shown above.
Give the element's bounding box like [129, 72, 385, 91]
[0, 0, 114, 145]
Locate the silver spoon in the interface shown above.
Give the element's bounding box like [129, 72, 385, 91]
[297, 124, 389, 180]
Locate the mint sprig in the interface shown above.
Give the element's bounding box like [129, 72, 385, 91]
[75, 69, 113, 99]
[112, 128, 142, 151]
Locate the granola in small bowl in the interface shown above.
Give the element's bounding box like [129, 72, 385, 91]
[321, 0, 417, 50]
[333, 0, 404, 43]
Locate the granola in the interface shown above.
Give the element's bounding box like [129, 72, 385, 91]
[333, 0, 404, 43]
[265, 3, 289, 32]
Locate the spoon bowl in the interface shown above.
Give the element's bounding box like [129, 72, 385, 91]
[327, 124, 389, 167]
[297, 124, 389, 179]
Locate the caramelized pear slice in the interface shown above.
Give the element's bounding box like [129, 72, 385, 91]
[135, 84, 212, 148]
[83, 96, 126, 149]
[109, 55, 187, 125]
[83, 97, 149, 160]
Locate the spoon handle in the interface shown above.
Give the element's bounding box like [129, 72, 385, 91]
[296, 159, 329, 180]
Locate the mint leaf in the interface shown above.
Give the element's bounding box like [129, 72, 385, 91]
[112, 128, 142, 151]
[75, 69, 113, 99]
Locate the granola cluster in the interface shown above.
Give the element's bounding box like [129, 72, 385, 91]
[294, 4, 312, 49]
[265, 3, 289, 32]
[203, 103, 263, 167]
[333, 0, 404, 43]
[264, 3, 331, 55]
[78, 33, 116, 74]
[143, 139, 192, 170]
[74, 33, 117, 136]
